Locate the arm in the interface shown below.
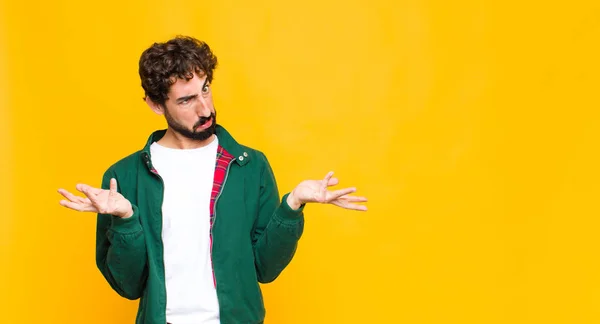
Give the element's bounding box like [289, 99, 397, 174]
[252, 153, 305, 283]
[95, 170, 148, 299]
[250, 153, 369, 283]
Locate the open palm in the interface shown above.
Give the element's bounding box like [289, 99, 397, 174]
[58, 178, 133, 218]
[291, 171, 368, 211]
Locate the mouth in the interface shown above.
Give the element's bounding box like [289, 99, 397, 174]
[195, 116, 213, 130]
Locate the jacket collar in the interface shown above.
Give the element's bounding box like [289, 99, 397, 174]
[140, 124, 250, 166]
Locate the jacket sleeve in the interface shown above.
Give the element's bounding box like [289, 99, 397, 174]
[252, 153, 305, 283]
[95, 169, 148, 300]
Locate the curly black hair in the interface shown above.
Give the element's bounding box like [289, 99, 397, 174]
[139, 36, 218, 105]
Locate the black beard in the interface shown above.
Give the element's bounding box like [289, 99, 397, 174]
[164, 109, 217, 141]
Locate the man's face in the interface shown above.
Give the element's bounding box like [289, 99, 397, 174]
[162, 71, 216, 141]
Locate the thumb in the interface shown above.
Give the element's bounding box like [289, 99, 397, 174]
[109, 178, 118, 195]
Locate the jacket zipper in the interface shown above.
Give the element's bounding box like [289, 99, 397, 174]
[210, 158, 233, 289]
[143, 154, 168, 320]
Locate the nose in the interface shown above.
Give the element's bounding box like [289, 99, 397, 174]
[196, 95, 211, 116]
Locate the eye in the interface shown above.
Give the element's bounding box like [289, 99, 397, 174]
[180, 98, 190, 104]
[202, 83, 210, 94]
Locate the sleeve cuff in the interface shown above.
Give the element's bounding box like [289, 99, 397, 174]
[110, 204, 142, 234]
[277, 193, 305, 221]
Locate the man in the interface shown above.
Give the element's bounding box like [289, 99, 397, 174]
[57, 36, 367, 324]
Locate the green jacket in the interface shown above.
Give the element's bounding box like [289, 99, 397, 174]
[95, 125, 305, 324]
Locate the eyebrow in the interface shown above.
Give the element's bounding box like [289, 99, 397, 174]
[175, 94, 198, 103]
[175, 78, 210, 103]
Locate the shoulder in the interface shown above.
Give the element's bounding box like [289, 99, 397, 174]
[243, 144, 267, 160]
[102, 150, 143, 179]
[234, 143, 272, 168]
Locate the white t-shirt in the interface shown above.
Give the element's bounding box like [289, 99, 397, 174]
[150, 136, 220, 324]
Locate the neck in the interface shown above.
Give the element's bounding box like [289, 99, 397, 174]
[157, 128, 216, 149]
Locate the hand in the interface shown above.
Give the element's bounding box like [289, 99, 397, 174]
[58, 178, 134, 218]
[287, 171, 368, 211]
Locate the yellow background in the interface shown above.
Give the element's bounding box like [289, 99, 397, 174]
[2, 0, 600, 323]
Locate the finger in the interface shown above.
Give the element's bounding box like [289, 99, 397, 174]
[338, 195, 368, 203]
[321, 171, 334, 200]
[347, 204, 368, 211]
[57, 189, 87, 203]
[332, 200, 368, 211]
[322, 171, 334, 185]
[77, 186, 102, 207]
[86, 191, 103, 208]
[76, 184, 103, 195]
[109, 178, 118, 196]
[326, 187, 357, 201]
[327, 177, 339, 187]
[59, 200, 98, 213]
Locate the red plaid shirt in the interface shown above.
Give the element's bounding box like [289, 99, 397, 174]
[208, 145, 235, 286]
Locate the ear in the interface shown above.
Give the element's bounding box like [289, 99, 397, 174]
[145, 96, 165, 115]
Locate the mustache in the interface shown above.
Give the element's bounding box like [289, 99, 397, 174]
[194, 113, 215, 129]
